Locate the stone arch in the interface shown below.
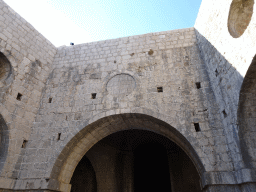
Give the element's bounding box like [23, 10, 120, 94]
[238, 54, 256, 168]
[0, 114, 9, 175]
[0, 51, 13, 88]
[228, 0, 254, 38]
[49, 112, 205, 192]
[0, 50, 15, 103]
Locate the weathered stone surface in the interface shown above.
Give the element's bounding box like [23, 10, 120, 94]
[0, 0, 256, 191]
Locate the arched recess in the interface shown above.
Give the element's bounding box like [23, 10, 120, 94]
[70, 155, 97, 192]
[228, 0, 255, 38]
[0, 114, 9, 174]
[238, 54, 256, 168]
[0, 52, 13, 87]
[49, 113, 205, 191]
[0, 51, 14, 103]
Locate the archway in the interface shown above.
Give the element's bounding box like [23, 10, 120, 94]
[70, 155, 97, 192]
[0, 52, 13, 103]
[238, 54, 256, 168]
[0, 52, 12, 83]
[71, 129, 201, 192]
[50, 113, 205, 191]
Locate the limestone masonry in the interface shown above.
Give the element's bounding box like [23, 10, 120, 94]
[0, 0, 256, 191]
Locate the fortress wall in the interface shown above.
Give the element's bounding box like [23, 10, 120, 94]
[12, 28, 239, 191]
[0, 0, 56, 188]
[195, 0, 256, 171]
[1, 0, 255, 190]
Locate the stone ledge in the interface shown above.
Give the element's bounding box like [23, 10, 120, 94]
[204, 182, 256, 192]
[0, 178, 71, 192]
[202, 169, 256, 188]
[2, 169, 256, 192]
[0, 177, 15, 189]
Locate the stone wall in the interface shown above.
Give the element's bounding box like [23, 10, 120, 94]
[11, 26, 238, 191]
[0, 0, 256, 191]
[195, 0, 256, 165]
[195, 0, 256, 190]
[0, 0, 56, 189]
[195, 0, 256, 133]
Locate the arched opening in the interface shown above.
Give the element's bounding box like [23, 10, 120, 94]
[0, 52, 13, 103]
[70, 129, 202, 192]
[0, 52, 12, 84]
[228, 0, 254, 38]
[70, 155, 97, 192]
[238, 54, 256, 168]
[134, 142, 171, 192]
[0, 114, 9, 173]
[51, 113, 205, 192]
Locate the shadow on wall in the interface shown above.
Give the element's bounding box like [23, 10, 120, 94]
[195, 29, 256, 170]
[0, 114, 9, 175]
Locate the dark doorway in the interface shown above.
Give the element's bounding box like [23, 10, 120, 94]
[134, 142, 172, 192]
[70, 129, 202, 192]
[70, 155, 97, 192]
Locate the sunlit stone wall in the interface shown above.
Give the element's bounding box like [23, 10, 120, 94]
[0, 0, 56, 189]
[195, 0, 256, 191]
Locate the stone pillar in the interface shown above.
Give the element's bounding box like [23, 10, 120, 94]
[167, 154, 175, 192]
[86, 142, 135, 192]
[86, 143, 120, 192]
[122, 151, 134, 192]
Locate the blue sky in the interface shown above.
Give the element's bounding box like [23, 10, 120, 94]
[4, 0, 202, 47]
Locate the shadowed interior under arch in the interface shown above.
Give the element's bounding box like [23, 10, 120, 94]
[70, 129, 202, 192]
[50, 113, 205, 191]
[70, 156, 97, 192]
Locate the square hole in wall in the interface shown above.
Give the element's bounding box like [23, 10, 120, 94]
[222, 110, 227, 118]
[215, 69, 219, 77]
[57, 133, 61, 141]
[196, 82, 201, 89]
[16, 93, 22, 101]
[184, 56, 189, 60]
[49, 98, 52, 103]
[21, 140, 28, 148]
[157, 87, 163, 92]
[194, 123, 201, 132]
[91, 93, 97, 99]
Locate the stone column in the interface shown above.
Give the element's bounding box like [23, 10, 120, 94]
[86, 143, 120, 192]
[167, 153, 176, 192]
[122, 151, 134, 192]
